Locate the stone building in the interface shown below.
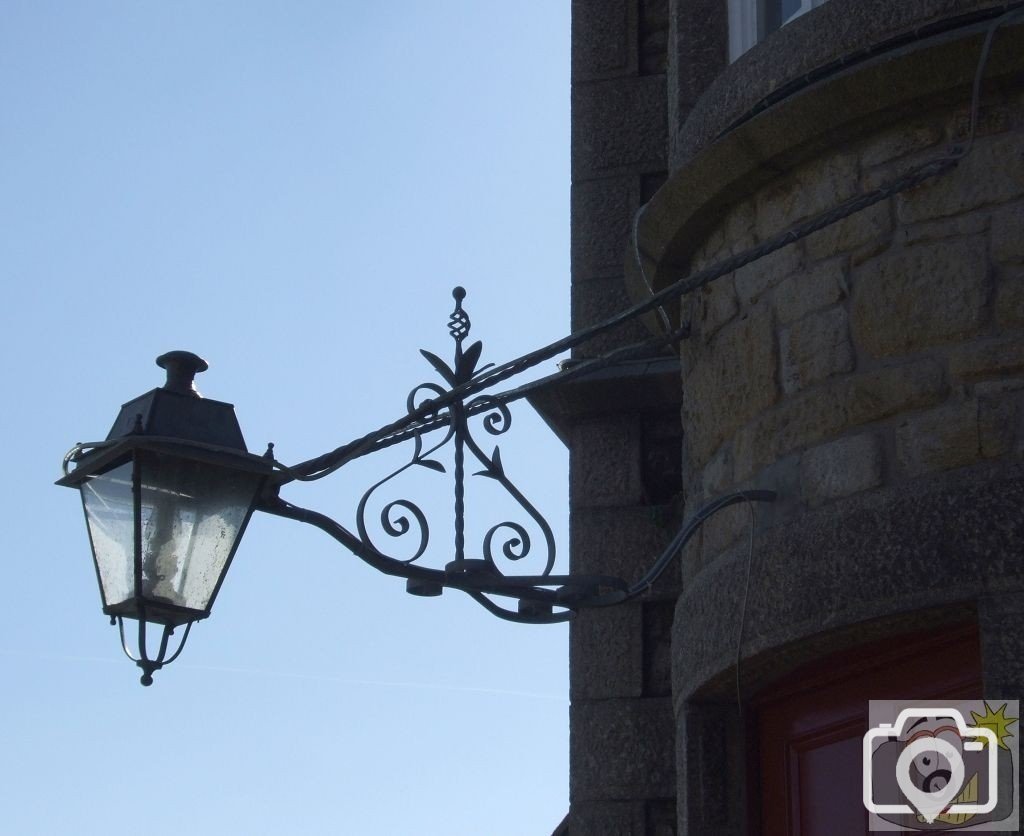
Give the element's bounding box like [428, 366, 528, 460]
[537, 1, 1024, 832]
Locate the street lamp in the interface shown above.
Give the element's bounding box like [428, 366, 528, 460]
[60, 290, 772, 685]
[58, 351, 274, 684]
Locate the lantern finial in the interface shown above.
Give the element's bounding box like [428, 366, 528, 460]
[156, 351, 209, 397]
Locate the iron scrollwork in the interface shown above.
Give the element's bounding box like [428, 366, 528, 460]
[355, 288, 555, 593]
[259, 288, 777, 624]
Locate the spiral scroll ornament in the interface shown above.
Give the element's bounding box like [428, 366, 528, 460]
[350, 287, 557, 607]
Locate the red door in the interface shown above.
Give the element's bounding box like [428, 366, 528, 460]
[755, 623, 982, 835]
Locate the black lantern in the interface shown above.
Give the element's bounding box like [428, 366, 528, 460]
[58, 352, 273, 685]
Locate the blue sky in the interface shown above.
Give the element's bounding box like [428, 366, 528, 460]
[1, 3, 571, 833]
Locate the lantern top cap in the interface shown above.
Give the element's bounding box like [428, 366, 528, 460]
[156, 351, 208, 397]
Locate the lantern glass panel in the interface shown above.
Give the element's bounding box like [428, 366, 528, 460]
[137, 450, 261, 613]
[80, 460, 135, 610]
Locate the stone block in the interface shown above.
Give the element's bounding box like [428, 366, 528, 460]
[566, 801, 646, 835]
[572, 75, 667, 178]
[571, 504, 679, 596]
[695, 274, 738, 342]
[734, 241, 802, 306]
[570, 697, 676, 800]
[800, 433, 884, 506]
[860, 121, 943, 168]
[979, 394, 1019, 459]
[682, 306, 779, 468]
[571, 275, 654, 357]
[780, 306, 855, 394]
[699, 500, 751, 562]
[949, 336, 1024, 382]
[897, 133, 1024, 224]
[852, 237, 989, 357]
[571, 176, 637, 280]
[991, 202, 1024, 264]
[755, 153, 859, 241]
[772, 258, 846, 326]
[898, 210, 987, 247]
[571, 0, 633, 81]
[896, 401, 982, 477]
[642, 599, 675, 697]
[701, 443, 734, 498]
[570, 416, 644, 506]
[733, 360, 944, 482]
[996, 273, 1024, 327]
[571, 605, 643, 701]
[978, 593, 1024, 700]
[844, 359, 946, 426]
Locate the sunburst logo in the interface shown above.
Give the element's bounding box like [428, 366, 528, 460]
[970, 702, 1018, 751]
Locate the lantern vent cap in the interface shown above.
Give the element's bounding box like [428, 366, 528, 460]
[156, 351, 208, 398]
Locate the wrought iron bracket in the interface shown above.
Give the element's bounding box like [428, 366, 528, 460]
[260, 288, 776, 623]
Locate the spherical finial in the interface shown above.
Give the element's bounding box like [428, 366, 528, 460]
[140, 672, 154, 687]
[156, 351, 209, 398]
[452, 286, 466, 303]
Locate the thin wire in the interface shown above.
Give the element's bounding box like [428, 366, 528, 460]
[950, 6, 1024, 160]
[282, 155, 954, 483]
[632, 200, 673, 334]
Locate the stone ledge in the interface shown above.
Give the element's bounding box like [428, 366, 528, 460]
[626, 15, 1024, 319]
[674, 0, 1015, 165]
[671, 460, 1024, 709]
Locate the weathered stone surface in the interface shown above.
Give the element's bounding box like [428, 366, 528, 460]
[673, 463, 1024, 705]
[979, 394, 1019, 458]
[801, 433, 884, 506]
[571, 698, 675, 800]
[571, 504, 680, 596]
[772, 258, 846, 325]
[754, 153, 859, 241]
[571, 416, 644, 506]
[566, 801, 646, 835]
[682, 306, 779, 468]
[571, 605, 643, 701]
[949, 336, 1024, 382]
[805, 199, 894, 265]
[860, 121, 943, 168]
[734, 243, 802, 305]
[571, 176, 636, 280]
[734, 360, 944, 481]
[571, 274, 654, 357]
[698, 500, 750, 561]
[996, 274, 1024, 327]
[572, 75, 667, 178]
[991, 202, 1024, 264]
[695, 274, 738, 341]
[701, 442, 734, 497]
[896, 400, 981, 477]
[643, 599, 675, 697]
[852, 237, 989, 357]
[571, 0, 633, 81]
[676, 702, 746, 836]
[897, 133, 1024, 223]
[780, 306, 855, 394]
[978, 593, 1024, 699]
[898, 211, 987, 247]
[844, 360, 946, 425]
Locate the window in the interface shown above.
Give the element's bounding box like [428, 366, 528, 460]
[728, 0, 831, 62]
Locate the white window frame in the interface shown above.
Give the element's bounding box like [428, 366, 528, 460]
[728, 0, 830, 62]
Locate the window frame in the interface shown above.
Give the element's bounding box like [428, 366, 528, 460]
[728, 0, 830, 62]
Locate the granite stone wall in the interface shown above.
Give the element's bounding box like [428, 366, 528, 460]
[679, 90, 1024, 569]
